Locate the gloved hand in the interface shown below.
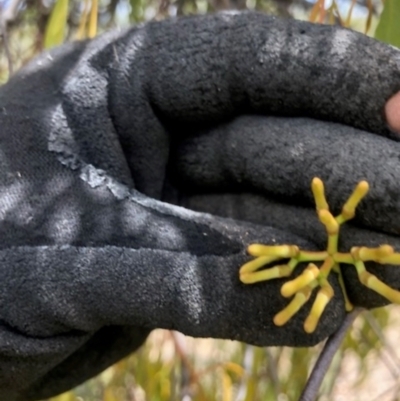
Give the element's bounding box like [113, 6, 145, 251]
[1, 11, 400, 401]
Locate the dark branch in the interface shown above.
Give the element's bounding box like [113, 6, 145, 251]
[299, 308, 364, 401]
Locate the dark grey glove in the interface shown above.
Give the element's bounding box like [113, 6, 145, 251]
[1, 11, 400, 401]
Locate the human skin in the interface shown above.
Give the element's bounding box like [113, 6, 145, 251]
[385, 91, 400, 133]
[0, 11, 400, 400]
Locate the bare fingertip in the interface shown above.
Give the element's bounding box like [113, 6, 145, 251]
[385, 91, 400, 134]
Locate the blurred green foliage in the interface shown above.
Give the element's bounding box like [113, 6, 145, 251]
[0, 0, 389, 82]
[47, 308, 400, 401]
[2, 0, 400, 400]
[375, 0, 400, 48]
[44, 0, 70, 48]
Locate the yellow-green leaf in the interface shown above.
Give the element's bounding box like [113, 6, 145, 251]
[222, 361, 245, 378]
[50, 391, 76, 401]
[103, 388, 118, 401]
[44, 0, 69, 49]
[221, 371, 233, 401]
[88, 0, 98, 38]
[375, 0, 400, 48]
[76, 0, 90, 40]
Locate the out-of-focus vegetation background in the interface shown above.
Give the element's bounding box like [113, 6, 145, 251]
[1, 0, 400, 82]
[1, 0, 400, 400]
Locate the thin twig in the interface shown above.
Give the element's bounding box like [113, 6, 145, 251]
[364, 310, 400, 371]
[371, 380, 400, 401]
[0, 0, 23, 77]
[298, 308, 363, 401]
[358, 327, 399, 380]
[1, 0, 22, 24]
[235, 345, 254, 401]
[0, 15, 13, 76]
[169, 331, 209, 401]
[265, 348, 281, 396]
